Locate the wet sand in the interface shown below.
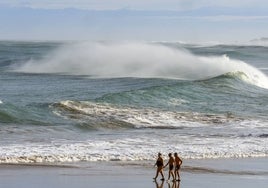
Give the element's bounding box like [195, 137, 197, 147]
[0, 158, 267, 188]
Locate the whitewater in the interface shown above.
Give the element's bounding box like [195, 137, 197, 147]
[0, 41, 268, 164]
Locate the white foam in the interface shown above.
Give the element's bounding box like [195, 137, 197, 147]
[1, 106, 267, 164]
[0, 134, 267, 164]
[14, 42, 268, 89]
[53, 100, 240, 128]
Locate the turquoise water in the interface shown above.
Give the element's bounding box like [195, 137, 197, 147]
[0, 41, 267, 163]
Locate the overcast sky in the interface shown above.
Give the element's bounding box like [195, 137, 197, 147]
[1, 0, 268, 10]
[0, 0, 267, 43]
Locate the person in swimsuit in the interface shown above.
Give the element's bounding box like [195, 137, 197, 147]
[174, 153, 182, 181]
[164, 153, 175, 181]
[153, 153, 165, 181]
[174, 152, 183, 181]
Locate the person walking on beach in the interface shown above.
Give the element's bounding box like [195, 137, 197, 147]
[153, 153, 165, 181]
[164, 153, 175, 181]
[174, 153, 183, 181]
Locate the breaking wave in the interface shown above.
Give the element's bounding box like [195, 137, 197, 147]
[51, 100, 242, 129]
[13, 42, 268, 89]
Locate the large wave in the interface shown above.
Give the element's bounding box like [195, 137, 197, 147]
[14, 41, 268, 89]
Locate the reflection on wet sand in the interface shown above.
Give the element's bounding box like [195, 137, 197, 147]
[154, 180, 180, 188]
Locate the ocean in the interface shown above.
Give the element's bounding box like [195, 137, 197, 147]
[0, 41, 267, 164]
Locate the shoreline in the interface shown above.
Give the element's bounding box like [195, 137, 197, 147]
[0, 157, 267, 188]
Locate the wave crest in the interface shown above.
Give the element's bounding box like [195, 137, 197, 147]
[14, 42, 268, 89]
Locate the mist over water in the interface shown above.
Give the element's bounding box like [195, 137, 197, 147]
[14, 42, 268, 89]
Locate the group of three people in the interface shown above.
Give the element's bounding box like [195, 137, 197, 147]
[154, 152, 182, 182]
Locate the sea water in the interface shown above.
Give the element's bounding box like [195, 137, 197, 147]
[0, 41, 267, 163]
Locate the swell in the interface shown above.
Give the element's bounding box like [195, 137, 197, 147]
[49, 70, 268, 130]
[1, 73, 265, 127]
[0, 110, 18, 123]
[0, 103, 54, 126]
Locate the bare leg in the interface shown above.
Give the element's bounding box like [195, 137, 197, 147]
[171, 171, 175, 181]
[177, 170, 180, 181]
[155, 167, 164, 180]
[160, 170, 164, 180]
[154, 168, 160, 179]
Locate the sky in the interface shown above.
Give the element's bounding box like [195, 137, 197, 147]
[0, 0, 268, 43]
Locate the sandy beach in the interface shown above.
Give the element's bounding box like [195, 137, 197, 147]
[0, 158, 267, 188]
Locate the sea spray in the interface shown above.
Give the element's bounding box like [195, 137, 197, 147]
[199, 55, 268, 89]
[14, 41, 268, 88]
